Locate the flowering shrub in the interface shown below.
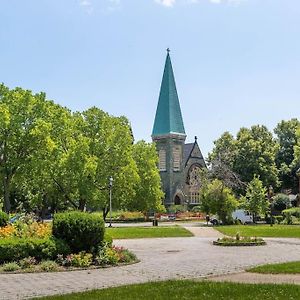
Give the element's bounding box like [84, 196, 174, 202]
[40, 260, 59, 272]
[19, 257, 37, 269]
[0, 222, 51, 239]
[0, 225, 16, 238]
[95, 244, 137, 266]
[56, 252, 93, 268]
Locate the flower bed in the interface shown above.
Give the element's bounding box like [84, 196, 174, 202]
[213, 234, 266, 246]
[0, 245, 137, 273]
[0, 212, 138, 273]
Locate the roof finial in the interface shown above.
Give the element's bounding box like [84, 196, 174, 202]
[195, 136, 198, 142]
[166, 48, 170, 53]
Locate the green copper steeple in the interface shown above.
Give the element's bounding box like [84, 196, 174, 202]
[152, 50, 186, 137]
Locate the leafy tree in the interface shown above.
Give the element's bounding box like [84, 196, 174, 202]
[0, 84, 51, 212]
[128, 141, 164, 213]
[208, 132, 237, 168]
[242, 175, 268, 221]
[234, 125, 279, 188]
[200, 179, 238, 224]
[274, 119, 300, 191]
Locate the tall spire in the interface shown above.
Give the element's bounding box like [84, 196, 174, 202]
[152, 50, 186, 137]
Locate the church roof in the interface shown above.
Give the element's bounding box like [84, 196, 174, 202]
[183, 143, 194, 165]
[152, 51, 186, 137]
[183, 138, 206, 167]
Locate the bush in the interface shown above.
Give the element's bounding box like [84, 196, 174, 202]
[272, 194, 291, 212]
[19, 257, 37, 269]
[274, 215, 284, 224]
[282, 207, 300, 218]
[0, 237, 70, 263]
[70, 252, 93, 268]
[117, 211, 145, 222]
[0, 211, 9, 227]
[1, 262, 20, 272]
[191, 206, 202, 212]
[40, 260, 59, 272]
[53, 211, 105, 253]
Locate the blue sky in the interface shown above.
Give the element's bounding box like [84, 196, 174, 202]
[1, 0, 300, 157]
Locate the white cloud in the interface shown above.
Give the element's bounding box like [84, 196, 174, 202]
[79, 0, 94, 14]
[155, 0, 176, 7]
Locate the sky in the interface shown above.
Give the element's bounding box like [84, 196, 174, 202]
[1, 0, 300, 158]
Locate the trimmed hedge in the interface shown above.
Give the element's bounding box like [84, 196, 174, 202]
[0, 237, 70, 263]
[53, 211, 105, 253]
[282, 207, 300, 218]
[0, 211, 9, 227]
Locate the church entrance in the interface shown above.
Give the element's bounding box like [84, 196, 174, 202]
[174, 195, 181, 205]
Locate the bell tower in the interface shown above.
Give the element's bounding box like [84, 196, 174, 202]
[152, 49, 186, 206]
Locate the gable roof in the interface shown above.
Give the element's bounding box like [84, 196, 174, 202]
[152, 52, 186, 137]
[183, 139, 206, 167]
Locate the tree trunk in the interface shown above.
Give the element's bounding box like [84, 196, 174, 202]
[78, 199, 86, 211]
[3, 176, 11, 213]
[102, 207, 109, 220]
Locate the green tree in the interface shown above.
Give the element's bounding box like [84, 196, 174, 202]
[208, 132, 237, 168]
[200, 179, 238, 224]
[234, 125, 279, 188]
[274, 119, 300, 191]
[0, 84, 52, 212]
[128, 141, 164, 213]
[242, 175, 268, 221]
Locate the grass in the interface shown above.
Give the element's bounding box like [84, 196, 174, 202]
[215, 224, 300, 238]
[34, 280, 300, 300]
[106, 226, 193, 239]
[248, 261, 300, 274]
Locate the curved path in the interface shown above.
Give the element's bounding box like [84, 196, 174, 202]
[2, 227, 300, 299]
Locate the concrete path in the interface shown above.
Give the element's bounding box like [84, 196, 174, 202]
[2, 237, 300, 299]
[208, 271, 300, 285]
[184, 225, 224, 238]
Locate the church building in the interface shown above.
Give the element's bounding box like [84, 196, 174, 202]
[152, 50, 206, 206]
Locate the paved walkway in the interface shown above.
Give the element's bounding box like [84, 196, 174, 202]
[2, 228, 300, 299]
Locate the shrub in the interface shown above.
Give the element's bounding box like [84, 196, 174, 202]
[40, 260, 59, 272]
[191, 206, 202, 212]
[282, 207, 300, 218]
[0, 237, 70, 263]
[52, 211, 105, 253]
[1, 262, 20, 272]
[117, 211, 145, 222]
[0, 225, 16, 238]
[272, 194, 291, 212]
[274, 215, 284, 224]
[70, 252, 93, 268]
[19, 257, 37, 269]
[0, 211, 9, 227]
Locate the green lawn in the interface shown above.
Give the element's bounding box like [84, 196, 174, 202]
[34, 280, 300, 300]
[106, 226, 193, 239]
[248, 261, 300, 274]
[215, 225, 300, 238]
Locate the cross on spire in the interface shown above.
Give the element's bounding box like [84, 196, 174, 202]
[167, 48, 170, 53]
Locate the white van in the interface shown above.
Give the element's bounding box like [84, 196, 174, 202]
[232, 210, 253, 224]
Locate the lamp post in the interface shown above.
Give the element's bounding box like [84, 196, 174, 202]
[109, 176, 113, 228]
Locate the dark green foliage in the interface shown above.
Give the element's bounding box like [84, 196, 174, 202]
[0, 237, 70, 263]
[52, 211, 105, 253]
[272, 194, 291, 212]
[0, 211, 9, 227]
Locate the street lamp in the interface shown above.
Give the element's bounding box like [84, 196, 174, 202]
[109, 176, 113, 228]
